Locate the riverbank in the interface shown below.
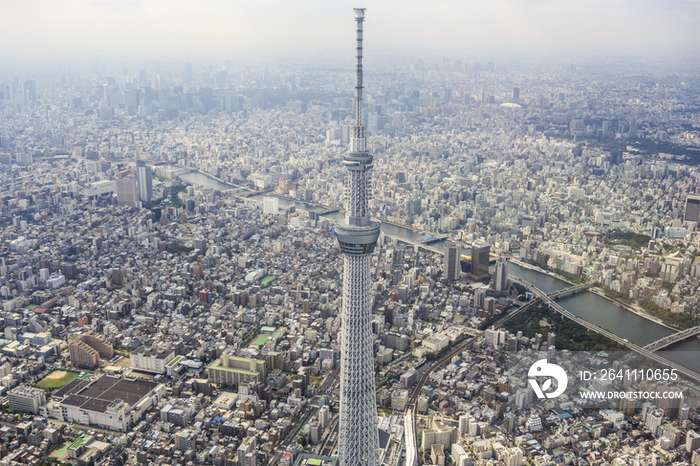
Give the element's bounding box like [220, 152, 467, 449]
[155, 162, 241, 191]
[589, 287, 679, 332]
[509, 258, 576, 286]
[380, 218, 436, 237]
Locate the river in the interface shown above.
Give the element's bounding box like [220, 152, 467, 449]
[507, 263, 673, 345]
[508, 263, 700, 373]
[156, 163, 239, 191]
[247, 193, 330, 213]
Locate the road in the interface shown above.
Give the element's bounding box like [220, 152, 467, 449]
[270, 370, 339, 466]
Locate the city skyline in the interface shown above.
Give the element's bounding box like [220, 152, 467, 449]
[2, 0, 700, 63]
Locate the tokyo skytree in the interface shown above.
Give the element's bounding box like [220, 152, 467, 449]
[334, 8, 380, 466]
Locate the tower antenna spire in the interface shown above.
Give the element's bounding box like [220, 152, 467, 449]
[354, 8, 365, 126]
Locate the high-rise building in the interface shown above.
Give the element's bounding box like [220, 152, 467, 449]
[685, 194, 700, 224]
[237, 436, 256, 466]
[207, 354, 266, 387]
[9, 386, 46, 414]
[610, 148, 623, 166]
[504, 448, 523, 466]
[645, 408, 664, 435]
[137, 165, 153, 202]
[263, 197, 279, 215]
[504, 412, 516, 433]
[470, 240, 490, 279]
[23, 80, 37, 102]
[686, 430, 700, 454]
[657, 387, 682, 419]
[493, 256, 508, 291]
[69, 330, 114, 369]
[116, 179, 138, 206]
[444, 243, 461, 283]
[334, 9, 381, 466]
[408, 198, 421, 215]
[474, 288, 487, 308]
[458, 414, 469, 434]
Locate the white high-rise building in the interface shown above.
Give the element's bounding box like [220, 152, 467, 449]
[237, 436, 256, 466]
[335, 9, 381, 466]
[458, 414, 469, 435]
[137, 165, 153, 202]
[493, 256, 508, 291]
[686, 430, 700, 453]
[646, 409, 664, 436]
[504, 448, 523, 466]
[474, 288, 487, 308]
[263, 197, 279, 215]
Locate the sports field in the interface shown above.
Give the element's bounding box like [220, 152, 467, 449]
[253, 335, 269, 345]
[36, 371, 79, 389]
[115, 356, 131, 368]
[50, 441, 72, 461]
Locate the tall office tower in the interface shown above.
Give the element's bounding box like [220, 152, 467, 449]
[610, 148, 623, 166]
[335, 8, 380, 466]
[444, 242, 461, 283]
[139, 69, 148, 87]
[137, 164, 153, 202]
[494, 256, 508, 291]
[23, 80, 37, 102]
[116, 179, 138, 206]
[470, 239, 491, 280]
[685, 194, 700, 223]
[408, 198, 421, 216]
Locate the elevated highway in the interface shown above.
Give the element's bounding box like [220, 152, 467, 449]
[644, 326, 700, 351]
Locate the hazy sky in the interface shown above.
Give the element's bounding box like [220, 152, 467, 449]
[2, 0, 700, 63]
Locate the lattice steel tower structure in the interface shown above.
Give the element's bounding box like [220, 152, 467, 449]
[335, 8, 380, 466]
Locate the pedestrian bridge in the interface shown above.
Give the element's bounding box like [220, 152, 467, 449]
[644, 326, 700, 351]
